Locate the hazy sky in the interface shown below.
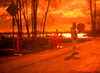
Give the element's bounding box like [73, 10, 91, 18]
[0, 0, 100, 32]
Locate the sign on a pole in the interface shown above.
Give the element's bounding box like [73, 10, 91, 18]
[77, 23, 85, 31]
[6, 3, 19, 16]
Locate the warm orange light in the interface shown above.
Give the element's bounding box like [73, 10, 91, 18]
[62, 33, 88, 38]
[71, 2, 76, 5]
[52, 9, 86, 18]
[77, 33, 88, 38]
[36, 33, 89, 38]
[62, 33, 71, 38]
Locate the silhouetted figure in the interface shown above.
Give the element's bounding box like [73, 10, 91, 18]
[71, 22, 79, 54]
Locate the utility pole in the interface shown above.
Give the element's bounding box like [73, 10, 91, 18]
[6, 0, 19, 55]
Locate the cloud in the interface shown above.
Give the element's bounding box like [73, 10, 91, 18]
[50, 0, 89, 18]
[71, 2, 76, 5]
[52, 9, 87, 18]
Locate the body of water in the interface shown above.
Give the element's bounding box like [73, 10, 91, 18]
[0, 33, 89, 38]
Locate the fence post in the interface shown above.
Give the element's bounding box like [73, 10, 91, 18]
[59, 32, 62, 48]
[17, 32, 19, 55]
[23, 32, 25, 40]
[56, 29, 58, 47]
[0, 35, 1, 45]
[35, 37, 37, 44]
[51, 33, 56, 48]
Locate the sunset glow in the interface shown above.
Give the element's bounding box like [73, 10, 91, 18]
[1, 1, 100, 72]
[0, 0, 100, 33]
[62, 33, 71, 38]
[71, 2, 76, 5]
[62, 33, 88, 38]
[52, 9, 86, 18]
[36, 33, 88, 38]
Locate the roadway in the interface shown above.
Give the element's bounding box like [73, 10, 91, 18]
[0, 37, 100, 73]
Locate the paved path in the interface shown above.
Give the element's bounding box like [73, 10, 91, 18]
[0, 38, 100, 73]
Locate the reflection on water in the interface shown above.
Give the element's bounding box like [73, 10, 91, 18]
[1, 33, 89, 38]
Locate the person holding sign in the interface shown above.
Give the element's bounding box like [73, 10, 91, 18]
[71, 22, 79, 54]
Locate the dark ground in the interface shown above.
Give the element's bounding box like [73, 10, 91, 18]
[0, 37, 92, 56]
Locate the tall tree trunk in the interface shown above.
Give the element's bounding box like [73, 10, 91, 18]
[16, 0, 19, 33]
[94, 0, 97, 36]
[16, 0, 22, 37]
[31, 0, 34, 37]
[34, 0, 38, 37]
[43, 0, 50, 36]
[22, 0, 30, 37]
[90, 0, 94, 37]
[19, 0, 22, 37]
[99, 15, 100, 29]
[25, 0, 30, 37]
[40, 15, 45, 33]
[31, 0, 39, 37]
[31, 0, 38, 37]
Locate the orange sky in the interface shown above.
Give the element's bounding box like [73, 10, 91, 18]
[0, 0, 100, 32]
